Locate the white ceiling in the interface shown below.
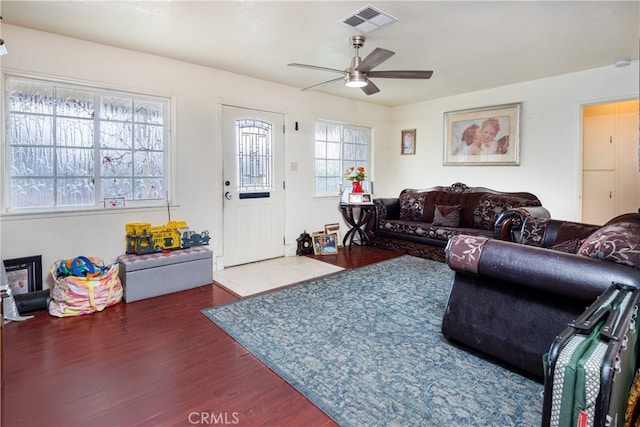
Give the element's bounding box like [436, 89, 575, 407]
[1, 1, 638, 107]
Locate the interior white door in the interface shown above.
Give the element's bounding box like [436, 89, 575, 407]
[582, 103, 616, 225]
[582, 170, 615, 225]
[582, 100, 640, 224]
[222, 105, 285, 267]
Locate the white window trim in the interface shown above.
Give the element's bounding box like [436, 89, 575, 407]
[314, 119, 371, 198]
[1, 70, 176, 217]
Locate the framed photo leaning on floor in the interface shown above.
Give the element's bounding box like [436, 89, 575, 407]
[3, 255, 43, 295]
[320, 233, 339, 255]
[324, 223, 343, 248]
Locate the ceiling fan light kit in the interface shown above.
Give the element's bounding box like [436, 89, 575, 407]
[345, 74, 368, 88]
[288, 35, 433, 96]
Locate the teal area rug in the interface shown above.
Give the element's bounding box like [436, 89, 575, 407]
[202, 255, 543, 426]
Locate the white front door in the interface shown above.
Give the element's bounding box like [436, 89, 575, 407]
[222, 105, 285, 267]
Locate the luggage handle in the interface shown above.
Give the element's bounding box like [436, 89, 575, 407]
[599, 288, 629, 340]
[573, 283, 633, 338]
[573, 306, 610, 331]
[572, 283, 619, 331]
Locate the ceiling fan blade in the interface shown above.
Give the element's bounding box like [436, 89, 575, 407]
[367, 70, 434, 79]
[301, 77, 344, 91]
[361, 80, 380, 96]
[355, 48, 395, 73]
[288, 63, 345, 74]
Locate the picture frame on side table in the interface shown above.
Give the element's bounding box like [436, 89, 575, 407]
[348, 193, 373, 205]
[320, 233, 339, 255]
[401, 129, 416, 155]
[348, 193, 364, 204]
[444, 102, 521, 166]
[3, 255, 43, 295]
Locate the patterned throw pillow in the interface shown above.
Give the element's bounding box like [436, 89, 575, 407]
[550, 238, 583, 254]
[432, 204, 462, 227]
[399, 192, 428, 222]
[576, 222, 640, 269]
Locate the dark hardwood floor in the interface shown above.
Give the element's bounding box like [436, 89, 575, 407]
[3, 246, 401, 427]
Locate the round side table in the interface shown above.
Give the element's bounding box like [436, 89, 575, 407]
[340, 203, 375, 247]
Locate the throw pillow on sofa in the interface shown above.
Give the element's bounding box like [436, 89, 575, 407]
[550, 238, 583, 254]
[399, 191, 428, 221]
[577, 222, 640, 269]
[432, 204, 462, 227]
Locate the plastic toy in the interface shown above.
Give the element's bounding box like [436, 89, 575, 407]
[125, 221, 210, 254]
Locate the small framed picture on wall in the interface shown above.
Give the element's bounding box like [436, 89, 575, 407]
[401, 129, 416, 155]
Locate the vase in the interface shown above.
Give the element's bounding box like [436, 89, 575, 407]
[351, 181, 364, 193]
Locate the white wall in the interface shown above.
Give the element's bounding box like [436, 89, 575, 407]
[0, 25, 390, 287]
[379, 62, 639, 221]
[1, 25, 638, 288]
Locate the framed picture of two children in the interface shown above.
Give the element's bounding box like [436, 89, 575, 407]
[444, 102, 521, 166]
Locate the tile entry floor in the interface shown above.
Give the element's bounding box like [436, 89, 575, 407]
[213, 256, 345, 297]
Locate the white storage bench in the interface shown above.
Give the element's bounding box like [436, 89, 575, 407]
[117, 247, 213, 302]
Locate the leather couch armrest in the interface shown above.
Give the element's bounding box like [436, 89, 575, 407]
[517, 217, 600, 247]
[494, 206, 551, 241]
[475, 239, 640, 300]
[516, 212, 640, 248]
[372, 198, 399, 231]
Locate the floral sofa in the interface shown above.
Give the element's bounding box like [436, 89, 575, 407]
[442, 212, 640, 380]
[370, 182, 550, 260]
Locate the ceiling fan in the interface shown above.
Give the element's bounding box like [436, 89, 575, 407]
[288, 35, 433, 95]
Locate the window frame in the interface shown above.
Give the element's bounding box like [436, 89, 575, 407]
[2, 73, 173, 215]
[314, 120, 371, 198]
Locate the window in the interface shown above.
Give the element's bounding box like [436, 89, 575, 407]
[314, 121, 370, 196]
[5, 76, 170, 212]
[236, 119, 273, 192]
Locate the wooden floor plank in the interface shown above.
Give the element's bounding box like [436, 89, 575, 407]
[3, 247, 399, 426]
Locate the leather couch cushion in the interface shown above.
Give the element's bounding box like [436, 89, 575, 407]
[555, 222, 600, 243]
[577, 222, 640, 269]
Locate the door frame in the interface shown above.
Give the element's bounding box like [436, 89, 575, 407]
[216, 102, 287, 270]
[578, 95, 638, 222]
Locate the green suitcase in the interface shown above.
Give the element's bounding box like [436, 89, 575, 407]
[542, 283, 640, 427]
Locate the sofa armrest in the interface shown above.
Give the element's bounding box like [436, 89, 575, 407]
[372, 198, 400, 231]
[514, 212, 640, 247]
[494, 206, 551, 241]
[447, 235, 640, 299]
[513, 216, 600, 247]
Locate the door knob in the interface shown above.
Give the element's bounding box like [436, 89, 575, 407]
[224, 192, 232, 200]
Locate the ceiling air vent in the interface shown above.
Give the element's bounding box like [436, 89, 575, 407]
[340, 4, 397, 34]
